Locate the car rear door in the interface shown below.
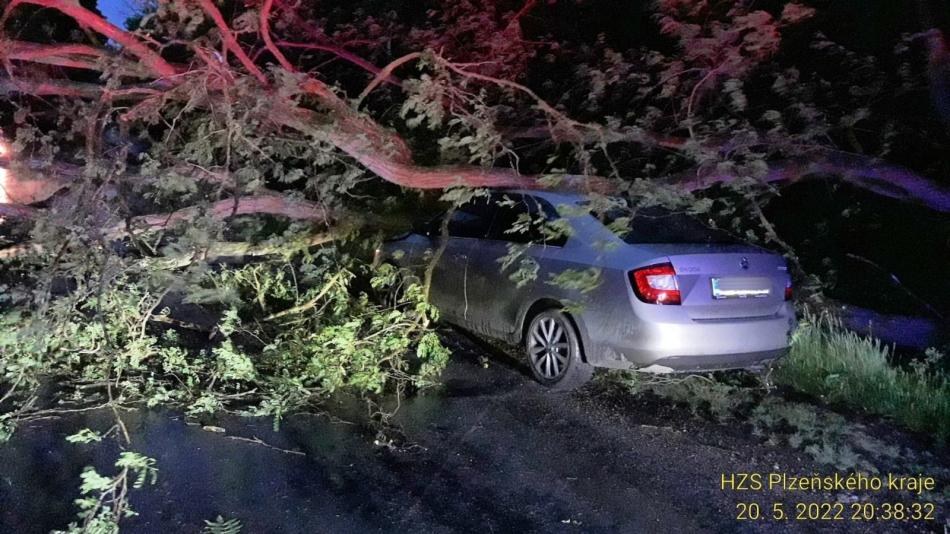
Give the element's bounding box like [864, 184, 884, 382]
[429, 197, 495, 323]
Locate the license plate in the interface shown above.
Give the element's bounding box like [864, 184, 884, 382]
[711, 277, 771, 299]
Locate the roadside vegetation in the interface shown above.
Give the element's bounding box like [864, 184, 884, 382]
[617, 312, 950, 509]
[776, 311, 949, 441]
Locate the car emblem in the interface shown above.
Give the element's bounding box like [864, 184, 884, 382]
[740, 257, 749, 270]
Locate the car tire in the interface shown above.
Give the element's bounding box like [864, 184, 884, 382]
[524, 309, 593, 390]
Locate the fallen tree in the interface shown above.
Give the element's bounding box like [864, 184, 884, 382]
[0, 0, 946, 237]
[1, 2, 947, 529]
[0, 0, 945, 351]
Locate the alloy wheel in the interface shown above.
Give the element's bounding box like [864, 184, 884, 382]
[528, 315, 572, 380]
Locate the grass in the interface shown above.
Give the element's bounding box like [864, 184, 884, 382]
[775, 311, 950, 442]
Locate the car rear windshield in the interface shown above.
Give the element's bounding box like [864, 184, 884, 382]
[599, 206, 741, 245]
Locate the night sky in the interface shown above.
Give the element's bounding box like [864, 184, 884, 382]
[98, 0, 139, 27]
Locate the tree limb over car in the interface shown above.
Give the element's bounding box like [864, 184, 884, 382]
[0, 0, 945, 278]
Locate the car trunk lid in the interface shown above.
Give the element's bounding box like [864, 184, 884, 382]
[664, 251, 789, 320]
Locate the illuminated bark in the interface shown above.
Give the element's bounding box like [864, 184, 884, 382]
[1, 0, 177, 78]
[0, 0, 947, 217]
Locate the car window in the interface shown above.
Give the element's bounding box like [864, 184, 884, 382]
[487, 194, 540, 243]
[447, 196, 494, 239]
[601, 206, 740, 245]
[488, 194, 567, 246]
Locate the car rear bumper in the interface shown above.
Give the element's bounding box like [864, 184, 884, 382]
[585, 310, 796, 370]
[639, 348, 788, 372]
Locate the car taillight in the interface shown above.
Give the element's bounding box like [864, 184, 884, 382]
[784, 278, 793, 301]
[629, 263, 681, 305]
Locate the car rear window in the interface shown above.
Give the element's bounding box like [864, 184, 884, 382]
[600, 206, 741, 245]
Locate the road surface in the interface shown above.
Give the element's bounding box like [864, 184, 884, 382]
[0, 331, 944, 533]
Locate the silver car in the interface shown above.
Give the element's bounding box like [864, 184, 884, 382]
[376, 190, 796, 389]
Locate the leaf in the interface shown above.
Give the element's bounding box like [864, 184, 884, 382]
[115, 452, 159, 489]
[66, 428, 104, 444]
[78, 469, 114, 495]
[203, 516, 243, 534]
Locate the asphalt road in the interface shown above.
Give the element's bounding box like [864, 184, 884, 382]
[0, 331, 944, 533]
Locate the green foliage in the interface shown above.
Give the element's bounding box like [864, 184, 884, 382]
[618, 370, 940, 481]
[618, 310, 950, 477]
[775, 311, 950, 441]
[66, 429, 104, 444]
[497, 243, 540, 288]
[0, 251, 448, 424]
[1, 1, 946, 531]
[0, 415, 13, 445]
[53, 452, 158, 534]
[115, 452, 159, 489]
[0, 248, 448, 527]
[204, 257, 447, 412]
[624, 371, 758, 423]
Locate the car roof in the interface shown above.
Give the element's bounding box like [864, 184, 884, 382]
[498, 188, 588, 206]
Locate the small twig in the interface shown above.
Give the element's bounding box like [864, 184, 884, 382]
[355, 52, 422, 108]
[140, 287, 172, 338]
[276, 41, 399, 85]
[686, 66, 721, 138]
[226, 435, 306, 456]
[264, 271, 346, 321]
[0, 370, 25, 406]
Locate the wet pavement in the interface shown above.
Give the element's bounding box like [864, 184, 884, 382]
[0, 332, 944, 533]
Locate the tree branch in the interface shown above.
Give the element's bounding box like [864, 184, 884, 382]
[676, 153, 950, 213]
[434, 54, 594, 142]
[275, 41, 399, 85]
[125, 194, 328, 234]
[1, 0, 177, 78]
[196, 0, 269, 84]
[0, 231, 336, 264]
[0, 195, 331, 260]
[144, 232, 336, 270]
[260, 0, 295, 72]
[0, 75, 107, 97]
[1, 40, 106, 70]
[295, 78, 414, 165]
[2, 4, 945, 216]
[355, 52, 421, 106]
[506, 0, 539, 31]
